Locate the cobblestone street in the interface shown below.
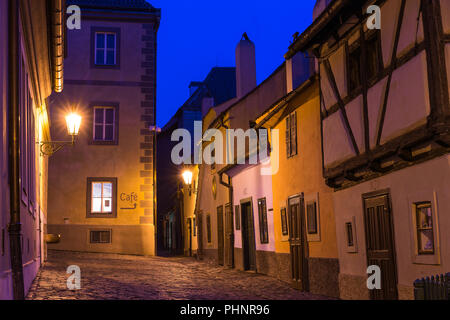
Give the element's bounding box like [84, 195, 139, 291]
[27, 251, 333, 300]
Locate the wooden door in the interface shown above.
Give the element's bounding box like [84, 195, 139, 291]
[217, 206, 224, 266]
[363, 192, 398, 300]
[241, 201, 256, 271]
[224, 204, 234, 267]
[288, 195, 309, 291]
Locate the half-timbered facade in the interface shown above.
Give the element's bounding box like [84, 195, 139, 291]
[288, 0, 449, 300]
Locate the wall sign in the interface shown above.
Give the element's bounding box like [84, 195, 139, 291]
[120, 192, 138, 210]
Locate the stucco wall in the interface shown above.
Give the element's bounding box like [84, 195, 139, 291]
[47, 16, 157, 255]
[271, 86, 338, 259]
[231, 163, 275, 252]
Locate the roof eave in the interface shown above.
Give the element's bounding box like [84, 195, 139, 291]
[285, 0, 355, 59]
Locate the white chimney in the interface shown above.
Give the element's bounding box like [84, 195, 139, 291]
[235, 33, 256, 99]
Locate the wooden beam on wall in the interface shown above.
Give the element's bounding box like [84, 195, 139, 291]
[376, 0, 407, 146]
[323, 58, 360, 155]
[421, 0, 450, 122]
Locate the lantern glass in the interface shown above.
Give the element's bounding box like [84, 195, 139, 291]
[66, 113, 82, 136]
[182, 170, 193, 185]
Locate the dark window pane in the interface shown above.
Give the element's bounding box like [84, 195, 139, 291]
[348, 47, 361, 92]
[105, 109, 114, 124]
[367, 37, 379, 80]
[96, 49, 105, 65]
[96, 33, 105, 48]
[105, 125, 114, 141]
[346, 222, 353, 247]
[106, 34, 115, 49]
[94, 125, 103, 140]
[106, 50, 115, 65]
[90, 231, 100, 243]
[307, 202, 318, 234]
[95, 109, 104, 124]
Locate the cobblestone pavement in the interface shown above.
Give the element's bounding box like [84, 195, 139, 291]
[27, 250, 333, 300]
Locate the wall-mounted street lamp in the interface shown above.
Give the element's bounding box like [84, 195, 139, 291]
[40, 112, 82, 156]
[182, 169, 195, 196]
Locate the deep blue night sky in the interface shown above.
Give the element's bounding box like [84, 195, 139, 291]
[151, 0, 316, 127]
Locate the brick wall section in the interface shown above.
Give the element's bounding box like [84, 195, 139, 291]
[139, 23, 156, 225]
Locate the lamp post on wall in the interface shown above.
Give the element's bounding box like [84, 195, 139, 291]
[39, 112, 82, 156]
[182, 169, 193, 195]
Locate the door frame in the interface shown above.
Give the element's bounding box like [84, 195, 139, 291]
[288, 193, 309, 291]
[225, 203, 235, 268]
[362, 188, 399, 300]
[217, 205, 225, 266]
[240, 197, 257, 272]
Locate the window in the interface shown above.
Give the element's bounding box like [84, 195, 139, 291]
[347, 32, 382, 93]
[344, 217, 358, 253]
[87, 178, 117, 218]
[258, 198, 269, 244]
[19, 55, 36, 215]
[346, 222, 354, 247]
[235, 205, 241, 230]
[90, 230, 112, 244]
[93, 106, 117, 143]
[285, 111, 297, 158]
[206, 214, 212, 243]
[95, 32, 116, 66]
[280, 208, 288, 236]
[415, 202, 434, 255]
[306, 202, 318, 234]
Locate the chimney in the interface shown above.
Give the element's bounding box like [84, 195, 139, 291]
[201, 95, 214, 118]
[235, 33, 256, 98]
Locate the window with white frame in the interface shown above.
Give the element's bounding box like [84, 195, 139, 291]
[87, 178, 117, 218]
[95, 32, 117, 66]
[415, 202, 435, 255]
[93, 107, 116, 142]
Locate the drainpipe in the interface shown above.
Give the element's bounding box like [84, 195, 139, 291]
[51, 0, 64, 93]
[8, 0, 25, 300]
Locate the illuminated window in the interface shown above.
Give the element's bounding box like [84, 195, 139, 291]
[415, 202, 434, 255]
[95, 32, 116, 65]
[87, 178, 117, 218]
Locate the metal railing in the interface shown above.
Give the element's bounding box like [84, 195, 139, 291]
[414, 273, 450, 300]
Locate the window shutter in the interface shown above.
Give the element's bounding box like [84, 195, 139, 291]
[291, 112, 297, 156]
[285, 116, 291, 157]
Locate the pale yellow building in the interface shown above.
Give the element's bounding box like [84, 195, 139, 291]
[47, 1, 161, 256]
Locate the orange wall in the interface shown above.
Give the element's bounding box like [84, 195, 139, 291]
[271, 84, 338, 259]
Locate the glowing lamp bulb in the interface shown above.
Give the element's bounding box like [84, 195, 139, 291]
[182, 170, 193, 185]
[66, 113, 82, 136]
